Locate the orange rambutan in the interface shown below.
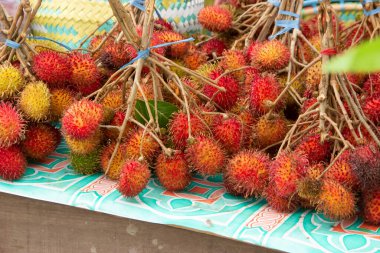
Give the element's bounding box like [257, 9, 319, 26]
[306, 61, 322, 91]
[270, 151, 309, 198]
[220, 49, 247, 80]
[324, 151, 358, 189]
[125, 129, 160, 162]
[198, 6, 232, 32]
[157, 31, 190, 58]
[224, 150, 270, 198]
[65, 130, 102, 155]
[254, 115, 288, 149]
[316, 179, 356, 220]
[200, 38, 227, 58]
[50, 88, 75, 120]
[250, 40, 290, 71]
[155, 152, 191, 191]
[100, 142, 128, 180]
[186, 136, 225, 176]
[183, 50, 207, 70]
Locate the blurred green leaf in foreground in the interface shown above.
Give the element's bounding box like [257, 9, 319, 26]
[325, 36, 380, 73]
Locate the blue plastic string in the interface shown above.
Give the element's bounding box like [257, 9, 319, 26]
[268, 10, 300, 40]
[154, 7, 163, 20]
[120, 37, 194, 70]
[268, 0, 281, 8]
[131, 0, 146, 11]
[5, 39, 21, 49]
[362, 0, 380, 16]
[27, 36, 72, 51]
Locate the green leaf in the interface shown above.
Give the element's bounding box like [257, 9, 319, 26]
[134, 100, 179, 128]
[325, 37, 380, 74]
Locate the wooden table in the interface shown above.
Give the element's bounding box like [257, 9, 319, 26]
[0, 192, 280, 253]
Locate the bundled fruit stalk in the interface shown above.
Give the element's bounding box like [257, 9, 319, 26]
[0, 0, 65, 181]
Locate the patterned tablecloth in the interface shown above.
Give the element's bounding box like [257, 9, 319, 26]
[0, 141, 379, 253]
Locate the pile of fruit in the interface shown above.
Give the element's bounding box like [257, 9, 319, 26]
[0, 0, 379, 226]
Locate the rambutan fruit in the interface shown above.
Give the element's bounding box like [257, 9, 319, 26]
[19, 81, 51, 121]
[316, 179, 356, 220]
[0, 63, 24, 98]
[22, 124, 61, 161]
[349, 144, 380, 190]
[300, 97, 318, 114]
[203, 75, 239, 110]
[278, 74, 306, 105]
[264, 182, 298, 212]
[70, 150, 100, 175]
[118, 160, 151, 197]
[250, 75, 284, 116]
[155, 152, 191, 191]
[250, 40, 290, 71]
[212, 116, 243, 154]
[363, 73, 380, 96]
[186, 136, 225, 176]
[50, 88, 75, 120]
[244, 67, 259, 95]
[105, 111, 134, 140]
[200, 38, 226, 58]
[0, 102, 25, 148]
[157, 31, 189, 58]
[154, 19, 173, 31]
[32, 51, 71, 88]
[363, 96, 380, 124]
[299, 35, 321, 63]
[0, 145, 26, 181]
[324, 151, 358, 189]
[347, 73, 367, 87]
[65, 130, 102, 155]
[62, 99, 103, 139]
[136, 80, 155, 101]
[254, 115, 288, 149]
[223, 174, 245, 196]
[100, 142, 128, 180]
[100, 89, 124, 111]
[294, 134, 331, 164]
[362, 188, 380, 225]
[198, 6, 232, 32]
[306, 61, 322, 91]
[270, 151, 309, 198]
[224, 150, 270, 198]
[220, 49, 247, 81]
[125, 129, 160, 162]
[183, 50, 207, 70]
[344, 26, 369, 49]
[70, 52, 102, 95]
[297, 164, 324, 205]
[100, 41, 138, 69]
[168, 112, 208, 150]
[88, 35, 109, 60]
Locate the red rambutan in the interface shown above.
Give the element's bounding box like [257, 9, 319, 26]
[198, 6, 232, 32]
[264, 182, 298, 212]
[200, 38, 226, 58]
[0, 102, 25, 148]
[70, 52, 102, 95]
[186, 136, 225, 176]
[362, 188, 380, 225]
[100, 41, 138, 69]
[204, 75, 239, 110]
[168, 112, 208, 150]
[363, 96, 380, 124]
[212, 116, 243, 153]
[224, 150, 270, 198]
[62, 99, 103, 139]
[363, 73, 380, 96]
[22, 124, 60, 161]
[294, 134, 331, 164]
[105, 111, 134, 140]
[156, 152, 191, 191]
[33, 51, 71, 88]
[250, 75, 283, 116]
[154, 19, 173, 31]
[0, 145, 26, 180]
[324, 151, 358, 189]
[118, 160, 151, 197]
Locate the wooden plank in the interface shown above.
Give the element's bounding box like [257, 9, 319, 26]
[0, 193, 281, 253]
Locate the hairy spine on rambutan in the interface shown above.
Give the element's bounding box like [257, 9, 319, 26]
[0, 145, 27, 181]
[118, 160, 151, 197]
[250, 40, 290, 71]
[0, 102, 25, 148]
[198, 6, 232, 32]
[204, 75, 239, 110]
[212, 116, 243, 154]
